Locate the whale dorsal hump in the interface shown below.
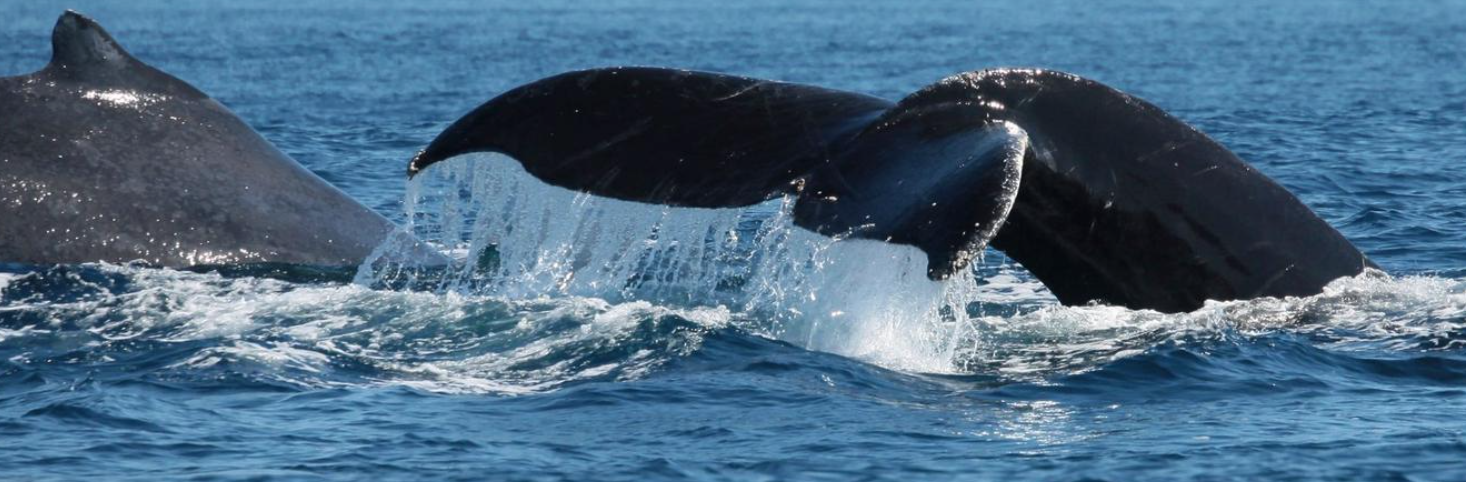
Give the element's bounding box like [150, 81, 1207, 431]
[37, 10, 207, 98]
[49, 10, 136, 71]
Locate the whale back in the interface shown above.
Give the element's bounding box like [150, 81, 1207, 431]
[0, 11, 396, 267]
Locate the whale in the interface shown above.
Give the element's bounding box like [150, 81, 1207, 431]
[0, 12, 1374, 313]
[0, 11, 403, 269]
[408, 67, 1376, 313]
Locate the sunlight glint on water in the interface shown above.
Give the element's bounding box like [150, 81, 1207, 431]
[7, 1, 1466, 477]
[360, 154, 1006, 373]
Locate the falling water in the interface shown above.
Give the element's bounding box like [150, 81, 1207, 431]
[356, 154, 1034, 372]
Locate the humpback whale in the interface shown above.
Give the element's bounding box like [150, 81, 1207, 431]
[409, 67, 1375, 313]
[0, 11, 400, 268]
[0, 11, 1371, 314]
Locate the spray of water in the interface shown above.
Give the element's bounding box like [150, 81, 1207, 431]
[349, 154, 1464, 380]
[356, 154, 1035, 373]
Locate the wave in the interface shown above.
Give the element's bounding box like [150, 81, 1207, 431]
[2, 158, 1463, 397]
[0, 264, 730, 394]
[2, 262, 1463, 399]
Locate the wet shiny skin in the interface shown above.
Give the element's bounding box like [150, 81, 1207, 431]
[3, 0, 1466, 480]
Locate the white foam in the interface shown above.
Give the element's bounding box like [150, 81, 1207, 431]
[2, 258, 1461, 394]
[7, 151, 1456, 392]
[359, 154, 1063, 374]
[362, 154, 1466, 378]
[0, 264, 735, 394]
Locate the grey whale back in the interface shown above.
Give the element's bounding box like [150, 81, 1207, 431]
[0, 11, 397, 268]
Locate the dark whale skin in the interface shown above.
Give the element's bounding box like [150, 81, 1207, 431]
[408, 67, 1372, 313]
[0, 11, 399, 268]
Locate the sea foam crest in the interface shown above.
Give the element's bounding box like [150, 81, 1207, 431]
[0, 264, 734, 394]
[357, 154, 1466, 377]
[357, 154, 1035, 373]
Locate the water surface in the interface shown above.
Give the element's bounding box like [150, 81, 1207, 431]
[3, 0, 1466, 480]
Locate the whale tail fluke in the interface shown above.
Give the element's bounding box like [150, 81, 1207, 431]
[410, 67, 1372, 312]
[409, 67, 893, 207]
[792, 109, 1027, 280]
[408, 67, 1029, 279]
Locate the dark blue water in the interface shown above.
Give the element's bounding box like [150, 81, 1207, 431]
[4, 0, 1466, 480]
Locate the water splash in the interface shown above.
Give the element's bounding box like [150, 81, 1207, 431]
[2, 260, 1463, 396]
[354, 155, 1466, 379]
[357, 154, 1025, 373]
[0, 264, 732, 394]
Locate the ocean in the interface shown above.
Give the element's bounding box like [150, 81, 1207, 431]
[3, 0, 1466, 480]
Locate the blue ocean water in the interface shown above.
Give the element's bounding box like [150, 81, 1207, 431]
[4, 0, 1466, 480]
